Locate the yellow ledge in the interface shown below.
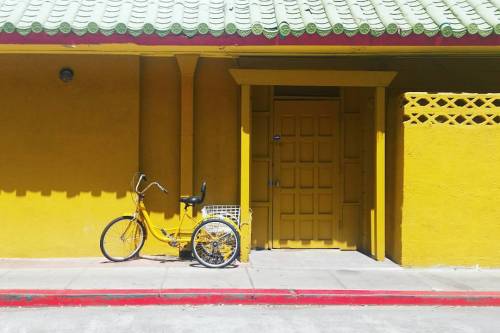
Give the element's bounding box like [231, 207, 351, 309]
[230, 69, 397, 87]
[0, 44, 498, 57]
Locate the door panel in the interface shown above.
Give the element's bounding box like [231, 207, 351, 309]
[251, 111, 273, 249]
[272, 100, 340, 248]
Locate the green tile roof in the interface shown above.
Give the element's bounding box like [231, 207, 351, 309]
[0, 0, 498, 38]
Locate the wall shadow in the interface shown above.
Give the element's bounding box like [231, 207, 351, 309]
[0, 54, 142, 199]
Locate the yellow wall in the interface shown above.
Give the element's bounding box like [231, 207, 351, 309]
[139, 57, 181, 256]
[397, 93, 500, 267]
[0, 55, 243, 258]
[0, 54, 139, 257]
[2, 53, 499, 266]
[138, 57, 241, 255]
[194, 58, 239, 205]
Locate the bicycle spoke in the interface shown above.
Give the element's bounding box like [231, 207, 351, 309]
[197, 228, 216, 242]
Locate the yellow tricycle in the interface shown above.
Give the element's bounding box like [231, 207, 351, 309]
[99, 173, 241, 268]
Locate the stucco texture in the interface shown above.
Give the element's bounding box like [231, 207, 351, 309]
[0, 55, 140, 257]
[400, 124, 500, 267]
[0, 55, 241, 258]
[139, 57, 181, 256]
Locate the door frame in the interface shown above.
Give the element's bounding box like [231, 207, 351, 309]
[230, 69, 397, 261]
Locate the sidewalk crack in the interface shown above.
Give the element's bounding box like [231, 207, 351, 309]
[415, 271, 474, 291]
[244, 266, 255, 289]
[160, 267, 170, 290]
[328, 270, 348, 289]
[0, 269, 12, 280]
[408, 271, 436, 291]
[63, 266, 88, 290]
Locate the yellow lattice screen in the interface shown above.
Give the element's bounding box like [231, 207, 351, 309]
[402, 93, 500, 126]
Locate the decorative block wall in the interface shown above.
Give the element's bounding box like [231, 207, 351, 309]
[395, 92, 500, 267]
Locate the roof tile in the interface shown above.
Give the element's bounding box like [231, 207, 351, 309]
[0, 0, 498, 38]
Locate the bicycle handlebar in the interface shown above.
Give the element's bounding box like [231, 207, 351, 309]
[134, 173, 168, 196]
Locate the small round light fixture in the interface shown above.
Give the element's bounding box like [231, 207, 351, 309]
[59, 67, 74, 83]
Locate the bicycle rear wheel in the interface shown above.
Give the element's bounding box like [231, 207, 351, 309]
[100, 216, 146, 262]
[191, 219, 240, 268]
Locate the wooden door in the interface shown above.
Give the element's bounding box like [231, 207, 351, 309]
[272, 100, 340, 248]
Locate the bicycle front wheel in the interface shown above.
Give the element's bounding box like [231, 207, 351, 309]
[100, 216, 146, 262]
[191, 219, 240, 268]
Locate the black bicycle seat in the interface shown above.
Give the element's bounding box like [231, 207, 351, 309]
[180, 196, 203, 205]
[179, 182, 206, 207]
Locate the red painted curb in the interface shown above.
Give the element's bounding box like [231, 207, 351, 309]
[1, 289, 499, 307]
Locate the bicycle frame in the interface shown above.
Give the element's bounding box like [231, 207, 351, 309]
[133, 198, 200, 248]
[129, 173, 240, 249]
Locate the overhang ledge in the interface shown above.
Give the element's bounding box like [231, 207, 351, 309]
[229, 69, 397, 87]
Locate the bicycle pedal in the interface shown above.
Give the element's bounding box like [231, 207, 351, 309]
[161, 229, 178, 246]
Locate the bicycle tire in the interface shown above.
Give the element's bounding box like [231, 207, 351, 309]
[191, 218, 240, 268]
[100, 216, 146, 262]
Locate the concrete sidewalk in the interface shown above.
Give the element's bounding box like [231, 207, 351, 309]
[1, 250, 500, 306]
[1, 250, 500, 291]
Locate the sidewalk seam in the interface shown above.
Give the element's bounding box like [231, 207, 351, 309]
[328, 270, 348, 289]
[415, 271, 475, 291]
[244, 267, 255, 289]
[160, 267, 170, 290]
[0, 270, 10, 279]
[63, 267, 88, 290]
[405, 270, 437, 292]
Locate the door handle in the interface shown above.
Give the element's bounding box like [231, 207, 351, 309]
[268, 180, 280, 188]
